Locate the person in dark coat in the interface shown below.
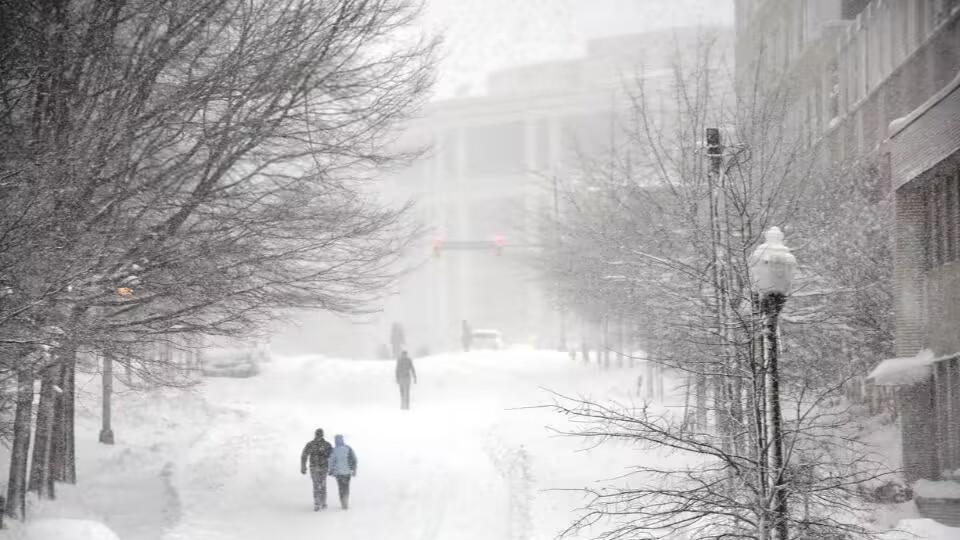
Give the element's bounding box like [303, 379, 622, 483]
[461, 320, 472, 352]
[395, 350, 417, 410]
[301, 428, 333, 510]
[328, 434, 358, 509]
[390, 322, 405, 359]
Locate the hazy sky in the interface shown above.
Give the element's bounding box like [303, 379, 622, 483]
[421, 0, 734, 97]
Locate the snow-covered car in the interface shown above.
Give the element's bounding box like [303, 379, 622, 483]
[199, 339, 268, 377]
[470, 329, 504, 350]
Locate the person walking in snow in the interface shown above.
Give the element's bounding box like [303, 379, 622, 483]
[390, 322, 405, 359]
[461, 319, 472, 352]
[395, 350, 417, 410]
[301, 428, 333, 511]
[328, 434, 358, 509]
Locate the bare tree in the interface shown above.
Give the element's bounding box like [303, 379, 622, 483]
[536, 33, 896, 539]
[1, 0, 434, 518]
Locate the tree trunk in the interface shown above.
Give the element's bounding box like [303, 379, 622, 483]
[657, 362, 665, 401]
[645, 347, 656, 398]
[616, 318, 624, 368]
[6, 365, 35, 520]
[29, 362, 58, 499]
[599, 322, 609, 370]
[695, 372, 708, 431]
[52, 347, 77, 483]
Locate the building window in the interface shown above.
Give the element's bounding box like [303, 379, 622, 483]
[901, 1, 912, 60]
[827, 59, 840, 120]
[925, 170, 960, 271]
[928, 180, 942, 268]
[859, 28, 869, 98]
[933, 355, 960, 475]
[947, 171, 958, 262]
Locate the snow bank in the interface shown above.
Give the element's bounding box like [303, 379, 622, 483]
[883, 518, 960, 540]
[914, 479, 960, 499]
[867, 349, 935, 386]
[16, 519, 120, 540]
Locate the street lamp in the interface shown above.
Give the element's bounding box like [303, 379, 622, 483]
[749, 227, 796, 298]
[748, 226, 796, 540]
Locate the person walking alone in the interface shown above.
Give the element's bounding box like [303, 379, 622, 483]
[301, 428, 333, 511]
[390, 322, 405, 359]
[461, 320, 472, 352]
[395, 350, 417, 410]
[328, 434, 358, 509]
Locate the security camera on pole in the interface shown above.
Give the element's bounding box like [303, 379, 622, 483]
[748, 226, 797, 540]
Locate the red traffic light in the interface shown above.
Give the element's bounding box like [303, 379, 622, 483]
[493, 235, 505, 255]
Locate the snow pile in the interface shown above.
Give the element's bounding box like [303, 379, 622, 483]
[867, 349, 935, 386]
[882, 518, 960, 540]
[12, 519, 120, 540]
[914, 479, 960, 499]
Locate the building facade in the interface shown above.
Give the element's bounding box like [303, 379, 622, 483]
[736, 0, 960, 521]
[382, 28, 724, 355]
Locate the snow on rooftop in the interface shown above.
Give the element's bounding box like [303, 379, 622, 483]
[867, 349, 935, 386]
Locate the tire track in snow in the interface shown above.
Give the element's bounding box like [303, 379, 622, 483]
[485, 429, 534, 540]
[162, 404, 285, 540]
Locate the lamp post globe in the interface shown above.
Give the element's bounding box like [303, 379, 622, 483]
[749, 226, 797, 297]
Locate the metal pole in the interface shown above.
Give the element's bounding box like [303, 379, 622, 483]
[763, 292, 788, 540]
[99, 353, 114, 445]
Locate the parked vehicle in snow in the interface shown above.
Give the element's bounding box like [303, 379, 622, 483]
[199, 338, 269, 377]
[470, 329, 503, 350]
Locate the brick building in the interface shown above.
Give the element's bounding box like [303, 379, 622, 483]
[735, 0, 960, 519]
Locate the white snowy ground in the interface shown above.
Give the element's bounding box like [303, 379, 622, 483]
[4, 351, 662, 540]
[159, 351, 665, 540]
[3, 350, 959, 540]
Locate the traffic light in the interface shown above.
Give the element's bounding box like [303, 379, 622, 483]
[493, 234, 505, 256]
[706, 127, 721, 175]
[432, 237, 443, 257]
[706, 128, 721, 154]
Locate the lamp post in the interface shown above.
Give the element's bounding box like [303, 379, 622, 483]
[99, 352, 115, 445]
[100, 284, 135, 445]
[749, 227, 796, 540]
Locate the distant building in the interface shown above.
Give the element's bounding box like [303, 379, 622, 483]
[383, 28, 730, 354]
[736, 0, 960, 519]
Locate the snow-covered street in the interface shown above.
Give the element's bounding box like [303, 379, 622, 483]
[165, 352, 654, 540]
[6, 350, 960, 540]
[18, 351, 655, 540]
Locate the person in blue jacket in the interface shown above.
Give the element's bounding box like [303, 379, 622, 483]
[328, 434, 358, 509]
